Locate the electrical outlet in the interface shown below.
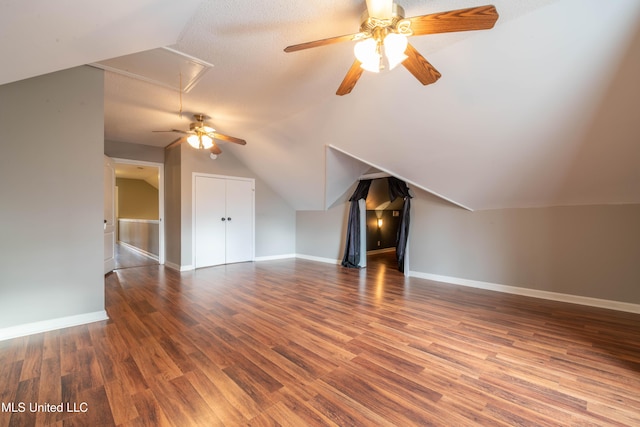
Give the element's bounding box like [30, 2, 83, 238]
[377, 241, 381, 246]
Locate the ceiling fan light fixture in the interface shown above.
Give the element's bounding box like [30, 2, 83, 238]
[187, 134, 214, 149]
[354, 38, 381, 72]
[155, 113, 246, 151]
[284, 3, 499, 95]
[354, 32, 408, 73]
[383, 32, 408, 70]
[190, 121, 215, 134]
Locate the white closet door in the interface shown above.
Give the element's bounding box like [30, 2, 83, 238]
[225, 179, 254, 264]
[194, 176, 226, 268]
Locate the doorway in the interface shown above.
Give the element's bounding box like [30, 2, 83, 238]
[342, 174, 410, 272]
[112, 158, 165, 269]
[363, 177, 404, 270]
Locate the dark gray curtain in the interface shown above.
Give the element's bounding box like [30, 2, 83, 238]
[341, 179, 372, 268]
[388, 177, 412, 273]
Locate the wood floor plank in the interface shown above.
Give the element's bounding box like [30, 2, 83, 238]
[111, 355, 149, 395]
[9, 378, 39, 427]
[128, 388, 172, 427]
[103, 380, 139, 425]
[0, 253, 639, 425]
[188, 350, 262, 420]
[36, 357, 62, 426]
[309, 379, 397, 427]
[184, 369, 247, 426]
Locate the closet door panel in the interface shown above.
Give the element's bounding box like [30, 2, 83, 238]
[194, 176, 226, 268]
[225, 179, 254, 264]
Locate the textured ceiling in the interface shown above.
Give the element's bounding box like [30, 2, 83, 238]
[0, 0, 202, 85]
[2, 0, 639, 211]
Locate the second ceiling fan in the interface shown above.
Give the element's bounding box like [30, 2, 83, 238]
[154, 113, 246, 156]
[284, 0, 499, 95]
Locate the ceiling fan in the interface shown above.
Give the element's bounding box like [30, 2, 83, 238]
[284, 0, 499, 95]
[153, 113, 247, 156]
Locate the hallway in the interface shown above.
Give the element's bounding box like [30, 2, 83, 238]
[115, 242, 158, 270]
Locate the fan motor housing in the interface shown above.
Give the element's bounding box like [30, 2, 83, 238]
[190, 122, 214, 133]
[360, 3, 405, 32]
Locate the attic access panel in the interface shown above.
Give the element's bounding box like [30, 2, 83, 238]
[92, 47, 212, 93]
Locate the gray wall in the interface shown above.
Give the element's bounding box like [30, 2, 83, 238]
[105, 139, 164, 163]
[296, 203, 349, 261]
[175, 144, 296, 268]
[164, 145, 182, 266]
[0, 66, 105, 329]
[295, 186, 640, 305]
[410, 189, 640, 304]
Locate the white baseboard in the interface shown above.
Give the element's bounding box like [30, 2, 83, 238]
[255, 254, 296, 262]
[164, 262, 194, 272]
[164, 261, 180, 271]
[409, 271, 640, 314]
[0, 311, 109, 342]
[118, 241, 159, 261]
[295, 254, 341, 265]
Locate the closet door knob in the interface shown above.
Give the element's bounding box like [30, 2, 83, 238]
[227, 217, 232, 221]
[221, 217, 226, 221]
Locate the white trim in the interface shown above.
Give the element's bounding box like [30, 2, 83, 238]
[367, 248, 396, 255]
[327, 144, 473, 211]
[295, 254, 341, 265]
[91, 47, 213, 93]
[112, 158, 165, 265]
[164, 262, 193, 272]
[359, 198, 367, 268]
[409, 271, 640, 314]
[192, 173, 256, 269]
[359, 172, 390, 180]
[0, 311, 109, 342]
[255, 254, 296, 262]
[164, 261, 181, 271]
[118, 218, 160, 224]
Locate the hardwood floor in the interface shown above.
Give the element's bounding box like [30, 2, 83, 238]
[115, 243, 158, 270]
[2, 255, 640, 426]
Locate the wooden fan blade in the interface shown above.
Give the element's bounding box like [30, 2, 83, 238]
[153, 129, 191, 135]
[285, 33, 363, 53]
[408, 5, 499, 36]
[210, 143, 222, 155]
[336, 60, 364, 96]
[212, 132, 246, 145]
[164, 137, 183, 150]
[402, 43, 441, 86]
[366, 0, 393, 19]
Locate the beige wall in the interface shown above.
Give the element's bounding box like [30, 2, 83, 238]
[116, 178, 159, 220]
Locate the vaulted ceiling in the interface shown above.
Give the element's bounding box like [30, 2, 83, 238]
[2, 0, 639, 211]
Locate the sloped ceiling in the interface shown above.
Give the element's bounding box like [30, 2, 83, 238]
[2, 0, 639, 211]
[0, 0, 202, 85]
